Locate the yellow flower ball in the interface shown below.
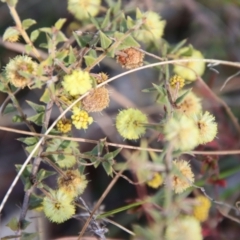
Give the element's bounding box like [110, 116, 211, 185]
[134, 11, 166, 43]
[174, 47, 205, 81]
[169, 75, 185, 89]
[116, 108, 148, 140]
[165, 216, 203, 240]
[62, 70, 92, 96]
[43, 190, 75, 223]
[68, 0, 101, 20]
[147, 173, 163, 189]
[71, 107, 93, 129]
[171, 160, 194, 194]
[56, 119, 72, 133]
[194, 111, 218, 144]
[58, 170, 88, 197]
[164, 115, 199, 151]
[193, 195, 211, 222]
[176, 91, 202, 117]
[5, 55, 38, 88]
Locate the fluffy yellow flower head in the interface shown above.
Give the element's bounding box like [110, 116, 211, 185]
[5, 55, 38, 88]
[174, 47, 205, 81]
[43, 190, 75, 223]
[165, 216, 203, 240]
[147, 172, 163, 189]
[58, 170, 88, 197]
[62, 70, 92, 96]
[176, 91, 202, 117]
[68, 0, 101, 20]
[164, 115, 199, 151]
[134, 11, 166, 43]
[193, 195, 211, 222]
[57, 119, 72, 133]
[194, 111, 217, 144]
[116, 108, 148, 140]
[171, 160, 194, 194]
[71, 107, 93, 129]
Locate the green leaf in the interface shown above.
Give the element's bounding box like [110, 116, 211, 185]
[55, 31, 68, 43]
[2, 235, 21, 239]
[15, 164, 33, 190]
[26, 101, 45, 113]
[6, 217, 18, 231]
[175, 89, 192, 105]
[136, 8, 143, 19]
[99, 31, 112, 49]
[54, 18, 67, 30]
[126, 16, 134, 29]
[97, 201, 145, 219]
[68, 46, 76, 64]
[72, 31, 83, 47]
[20, 232, 38, 240]
[3, 103, 15, 114]
[0, 81, 8, 93]
[170, 39, 187, 54]
[20, 219, 31, 230]
[27, 112, 44, 126]
[114, 32, 140, 51]
[112, 0, 121, 15]
[36, 169, 56, 182]
[84, 56, 96, 67]
[12, 115, 23, 123]
[30, 29, 40, 42]
[25, 144, 40, 158]
[39, 27, 52, 34]
[102, 161, 113, 176]
[101, 9, 111, 29]
[29, 193, 43, 210]
[18, 137, 38, 146]
[88, 13, 100, 29]
[103, 148, 122, 161]
[3, 27, 19, 41]
[40, 83, 55, 103]
[22, 19, 36, 30]
[25, 44, 33, 54]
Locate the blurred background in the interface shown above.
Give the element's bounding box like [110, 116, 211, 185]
[0, 0, 240, 239]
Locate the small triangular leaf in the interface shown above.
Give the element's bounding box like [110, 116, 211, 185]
[3, 27, 19, 41]
[6, 217, 18, 231]
[30, 30, 40, 42]
[27, 112, 44, 126]
[26, 101, 45, 113]
[18, 137, 39, 146]
[3, 103, 15, 114]
[99, 31, 112, 49]
[22, 19, 36, 30]
[54, 18, 67, 30]
[101, 9, 111, 29]
[84, 56, 96, 67]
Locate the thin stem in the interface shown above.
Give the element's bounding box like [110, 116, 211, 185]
[8, 5, 42, 61]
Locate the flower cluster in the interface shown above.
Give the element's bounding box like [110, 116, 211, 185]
[43, 190, 75, 223]
[68, 0, 101, 20]
[193, 195, 211, 222]
[62, 70, 92, 96]
[174, 46, 205, 81]
[56, 119, 72, 133]
[71, 107, 93, 129]
[58, 170, 88, 197]
[147, 172, 163, 189]
[169, 75, 185, 89]
[5, 55, 38, 88]
[134, 11, 166, 43]
[170, 160, 194, 194]
[165, 216, 203, 240]
[115, 108, 148, 140]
